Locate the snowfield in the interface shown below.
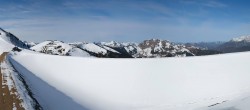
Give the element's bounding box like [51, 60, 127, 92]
[8, 50, 250, 110]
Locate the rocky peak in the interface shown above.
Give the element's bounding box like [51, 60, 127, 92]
[138, 39, 171, 50]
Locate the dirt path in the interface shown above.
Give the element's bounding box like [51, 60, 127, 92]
[0, 52, 24, 110]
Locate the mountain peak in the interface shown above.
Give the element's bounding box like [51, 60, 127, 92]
[0, 27, 7, 36]
[0, 28, 29, 49]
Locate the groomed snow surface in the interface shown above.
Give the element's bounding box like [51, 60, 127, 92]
[9, 50, 250, 110]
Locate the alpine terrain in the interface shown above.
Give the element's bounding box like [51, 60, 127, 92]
[1, 28, 250, 110]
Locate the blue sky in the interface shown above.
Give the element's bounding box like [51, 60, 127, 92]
[0, 0, 250, 43]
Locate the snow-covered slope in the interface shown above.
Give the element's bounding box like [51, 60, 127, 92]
[67, 48, 92, 57]
[200, 92, 250, 110]
[24, 41, 37, 48]
[100, 41, 123, 48]
[0, 28, 29, 49]
[9, 51, 250, 110]
[0, 37, 14, 54]
[31, 40, 72, 55]
[0, 29, 15, 53]
[79, 43, 107, 55]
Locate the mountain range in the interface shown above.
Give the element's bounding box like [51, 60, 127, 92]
[1, 28, 250, 58]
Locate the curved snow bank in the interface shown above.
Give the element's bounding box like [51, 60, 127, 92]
[9, 52, 250, 110]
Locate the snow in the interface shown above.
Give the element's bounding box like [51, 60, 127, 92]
[31, 40, 72, 55]
[101, 41, 123, 47]
[0, 28, 12, 44]
[67, 48, 92, 57]
[24, 41, 36, 47]
[101, 45, 120, 53]
[124, 45, 142, 58]
[199, 91, 250, 110]
[79, 43, 107, 55]
[140, 47, 152, 57]
[1, 56, 35, 110]
[8, 55, 87, 110]
[9, 51, 250, 110]
[0, 38, 14, 54]
[0, 30, 14, 53]
[30, 41, 52, 51]
[231, 35, 250, 42]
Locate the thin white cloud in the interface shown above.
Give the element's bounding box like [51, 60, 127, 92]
[180, 0, 228, 8]
[1, 0, 249, 43]
[62, 0, 173, 18]
[205, 1, 228, 8]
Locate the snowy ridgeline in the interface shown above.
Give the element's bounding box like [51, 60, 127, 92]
[8, 50, 250, 110]
[30, 40, 195, 58]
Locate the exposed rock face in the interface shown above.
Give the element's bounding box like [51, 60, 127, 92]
[137, 39, 194, 57]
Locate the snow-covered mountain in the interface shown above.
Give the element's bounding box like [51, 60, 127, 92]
[99, 41, 137, 57]
[0, 28, 29, 53]
[30, 40, 93, 57]
[216, 35, 250, 53]
[3, 27, 250, 57]
[0, 27, 221, 58]
[230, 35, 250, 42]
[30, 39, 234, 58]
[31, 40, 73, 55]
[0, 28, 29, 49]
[183, 35, 250, 54]
[69, 42, 132, 58]
[137, 39, 194, 57]
[99, 39, 197, 58]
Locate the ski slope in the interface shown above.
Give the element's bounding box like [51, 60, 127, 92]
[9, 51, 250, 110]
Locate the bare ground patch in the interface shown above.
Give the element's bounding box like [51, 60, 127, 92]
[0, 52, 24, 110]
